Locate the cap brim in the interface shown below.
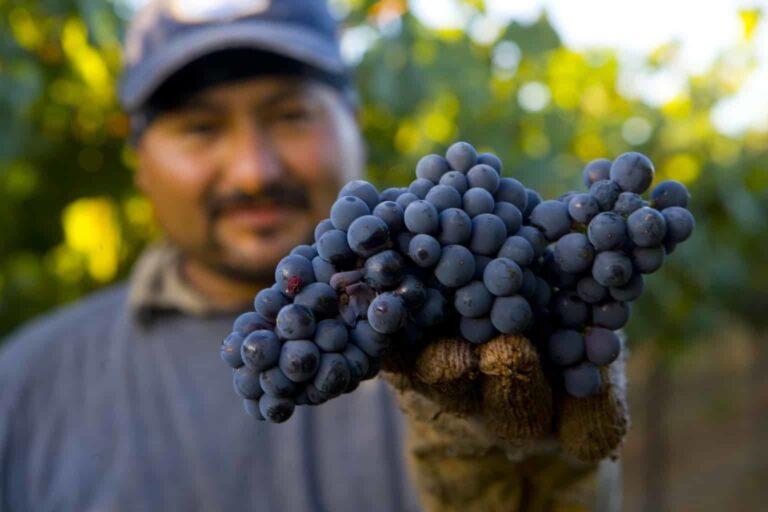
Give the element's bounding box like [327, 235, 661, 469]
[119, 20, 346, 111]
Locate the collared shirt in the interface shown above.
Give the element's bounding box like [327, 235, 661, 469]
[0, 243, 421, 512]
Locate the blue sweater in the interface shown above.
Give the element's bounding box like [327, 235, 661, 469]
[0, 284, 421, 511]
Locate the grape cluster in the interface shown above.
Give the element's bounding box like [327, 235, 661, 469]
[221, 143, 695, 421]
[531, 154, 695, 396]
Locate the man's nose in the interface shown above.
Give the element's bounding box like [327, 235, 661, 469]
[223, 125, 282, 192]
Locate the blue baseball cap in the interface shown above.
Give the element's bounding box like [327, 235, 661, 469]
[119, 0, 350, 112]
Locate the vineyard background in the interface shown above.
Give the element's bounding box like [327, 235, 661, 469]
[1, 1, 766, 509]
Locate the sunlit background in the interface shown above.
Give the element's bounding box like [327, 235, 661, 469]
[1, 0, 766, 509]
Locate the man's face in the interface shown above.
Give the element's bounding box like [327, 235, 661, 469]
[136, 76, 364, 282]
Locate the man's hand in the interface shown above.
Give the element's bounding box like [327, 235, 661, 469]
[380, 335, 629, 511]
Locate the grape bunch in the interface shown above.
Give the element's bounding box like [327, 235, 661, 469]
[220, 142, 695, 422]
[531, 154, 695, 396]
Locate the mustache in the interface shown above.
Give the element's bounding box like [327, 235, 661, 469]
[206, 185, 312, 219]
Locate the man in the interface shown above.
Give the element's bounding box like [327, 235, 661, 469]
[0, 1, 625, 511]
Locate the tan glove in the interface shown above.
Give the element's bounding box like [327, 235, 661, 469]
[380, 335, 629, 511]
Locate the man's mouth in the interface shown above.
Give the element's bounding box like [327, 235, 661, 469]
[219, 204, 294, 229]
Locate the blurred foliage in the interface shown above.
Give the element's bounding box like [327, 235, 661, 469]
[0, 1, 766, 351]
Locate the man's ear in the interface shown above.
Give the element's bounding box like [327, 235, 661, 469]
[133, 143, 149, 193]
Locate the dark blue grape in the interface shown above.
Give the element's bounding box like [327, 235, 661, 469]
[493, 202, 523, 235]
[314, 218, 334, 242]
[408, 178, 434, 199]
[254, 288, 290, 322]
[568, 193, 600, 224]
[342, 344, 370, 380]
[613, 192, 644, 216]
[314, 318, 348, 352]
[552, 291, 589, 329]
[425, 184, 462, 212]
[609, 273, 644, 302]
[347, 215, 390, 257]
[276, 304, 316, 340]
[446, 141, 478, 173]
[350, 320, 392, 357]
[547, 330, 585, 366]
[495, 178, 527, 211]
[661, 206, 695, 243]
[396, 192, 419, 209]
[408, 234, 442, 268]
[610, 152, 654, 194]
[416, 154, 450, 183]
[241, 330, 280, 371]
[651, 180, 690, 210]
[439, 170, 469, 194]
[259, 367, 297, 398]
[363, 250, 405, 290]
[330, 195, 371, 231]
[554, 233, 595, 273]
[275, 254, 315, 297]
[582, 158, 612, 188]
[394, 274, 427, 309]
[592, 301, 631, 329]
[563, 362, 602, 397]
[221, 332, 245, 368]
[438, 208, 472, 245]
[592, 251, 633, 287]
[522, 189, 542, 219]
[396, 231, 414, 255]
[411, 288, 448, 327]
[533, 277, 552, 307]
[404, 200, 439, 234]
[290, 244, 317, 260]
[435, 245, 476, 288]
[373, 201, 405, 232]
[339, 180, 380, 210]
[367, 293, 407, 334]
[312, 256, 336, 284]
[233, 311, 273, 336]
[497, 236, 535, 266]
[627, 207, 667, 247]
[483, 258, 523, 297]
[589, 179, 621, 211]
[305, 383, 331, 405]
[585, 327, 621, 366]
[467, 164, 500, 193]
[473, 255, 492, 280]
[279, 340, 321, 383]
[576, 276, 608, 304]
[294, 282, 338, 318]
[631, 245, 664, 274]
[587, 212, 627, 251]
[244, 398, 265, 420]
[519, 269, 538, 299]
[317, 229, 354, 264]
[529, 200, 572, 241]
[469, 214, 507, 255]
[517, 225, 548, 258]
[460, 316, 498, 344]
[381, 187, 406, 202]
[477, 153, 502, 173]
[454, 280, 494, 317]
[313, 353, 352, 397]
[259, 394, 295, 423]
[558, 191, 579, 204]
[462, 187, 495, 217]
[490, 295, 532, 334]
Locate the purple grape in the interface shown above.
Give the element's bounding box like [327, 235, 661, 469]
[367, 293, 407, 334]
[313, 353, 352, 397]
[497, 236, 535, 267]
[314, 318, 348, 352]
[587, 212, 627, 251]
[411, 289, 448, 327]
[483, 258, 523, 297]
[290, 244, 317, 260]
[330, 195, 370, 231]
[609, 273, 644, 302]
[425, 184, 463, 212]
[522, 188, 542, 219]
[241, 330, 281, 371]
[275, 254, 316, 297]
[563, 362, 602, 397]
[342, 344, 370, 381]
[661, 206, 695, 243]
[532, 277, 552, 307]
[495, 178, 527, 210]
[314, 218, 334, 242]
[347, 215, 390, 257]
[279, 340, 321, 383]
[396, 231, 414, 254]
[627, 207, 667, 247]
[373, 201, 405, 232]
[254, 288, 290, 322]
[589, 179, 621, 211]
[610, 152, 654, 194]
[416, 154, 450, 183]
[613, 192, 644, 216]
[234, 366, 263, 399]
[477, 153, 502, 173]
[592, 251, 633, 287]
[394, 274, 427, 309]
[408, 178, 434, 199]
[568, 193, 600, 225]
[446, 141, 478, 173]
[493, 202, 523, 235]
[233, 311, 273, 336]
[438, 207, 472, 245]
[582, 158, 612, 188]
[547, 330, 586, 366]
[339, 180, 380, 210]
[312, 256, 336, 284]
[434, 245, 476, 288]
[244, 398, 265, 420]
[552, 291, 589, 329]
[293, 282, 338, 318]
[576, 276, 608, 304]
[467, 164, 500, 193]
[554, 233, 595, 274]
[363, 250, 405, 290]
[317, 229, 354, 264]
[592, 301, 631, 330]
[350, 320, 392, 357]
[473, 255, 492, 280]
[584, 328, 621, 366]
[631, 245, 664, 274]
[404, 200, 439, 234]
[463, 187, 495, 217]
[459, 316, 498, 344]
[221, 332, 245, 368]
[408, 234, 442, 268]
[259, 367, 297, 398]
[381, 187, 406, 202]
[469, 214, 507, 256]
[276, 304, 316, 340]
[651, 180, 690, 210]
[258, 395, 295, 423]
[490, 295, 532, 334]
[396, 192, 419, 209]
[454, 280, 494, 317]
[529, 200, 572, 241]
[439, 170, 469, 194]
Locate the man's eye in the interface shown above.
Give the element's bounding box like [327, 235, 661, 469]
[184, 121, 220, 135]
[276, 109, 313, 122]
